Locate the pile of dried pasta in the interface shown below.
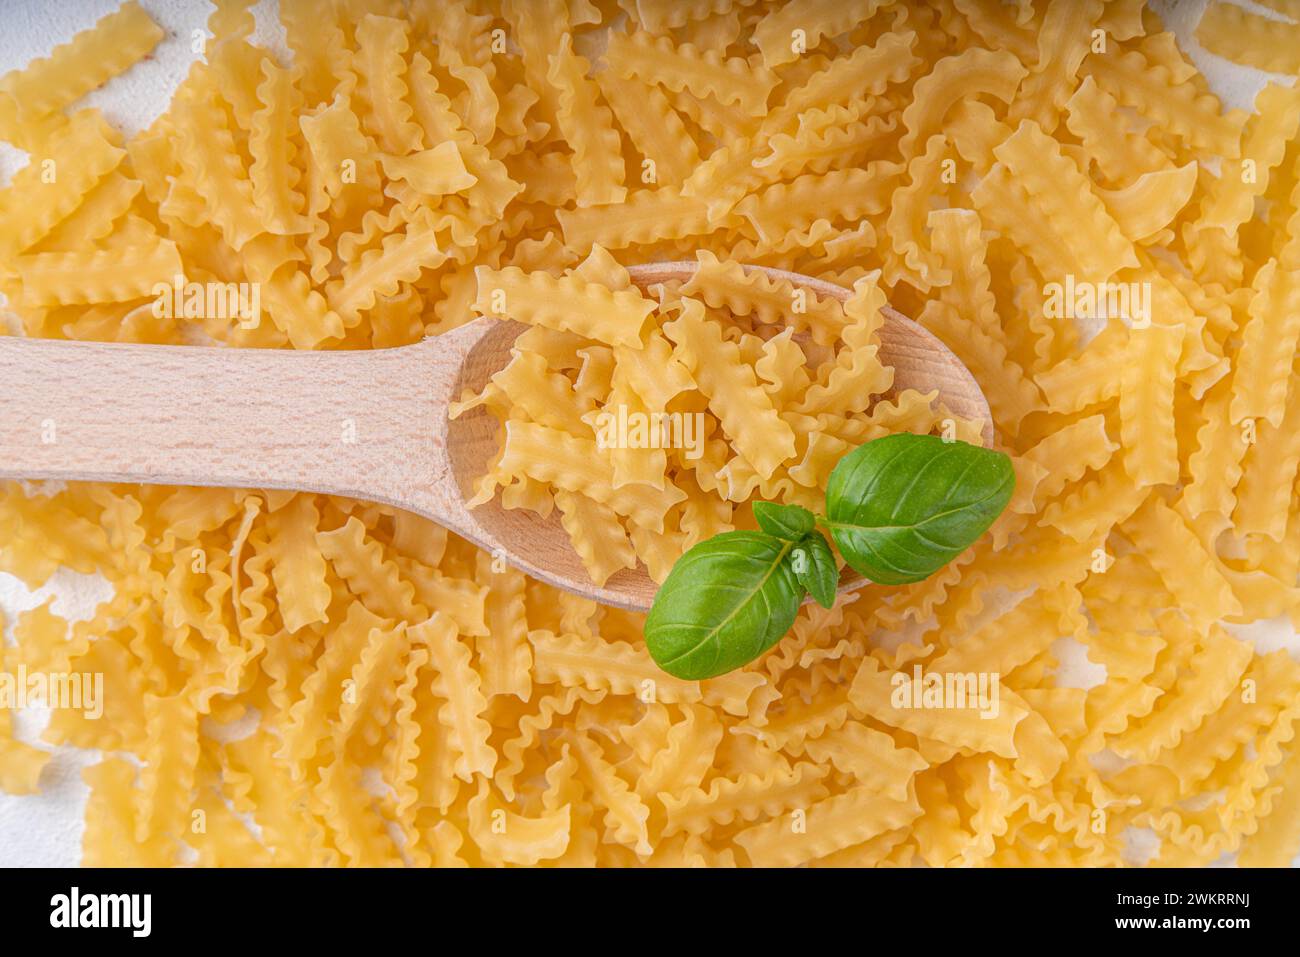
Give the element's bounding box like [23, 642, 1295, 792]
[1, 0, 1300, 867]
[456, 252, 983, 586]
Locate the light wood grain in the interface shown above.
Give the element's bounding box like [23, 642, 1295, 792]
[0, 261, 992, 611]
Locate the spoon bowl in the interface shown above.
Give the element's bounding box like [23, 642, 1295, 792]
[443, 261, 992, 610]
[0, 261, 991, 612]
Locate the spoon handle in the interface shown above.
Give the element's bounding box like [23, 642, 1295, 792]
[0, 334, 447, 508]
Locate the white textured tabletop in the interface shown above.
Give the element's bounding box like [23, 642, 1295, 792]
[1, 0, 1297, 867]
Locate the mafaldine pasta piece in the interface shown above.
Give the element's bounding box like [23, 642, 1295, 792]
[0, 1, 162, 129]
[1195, 0, 1300, 75]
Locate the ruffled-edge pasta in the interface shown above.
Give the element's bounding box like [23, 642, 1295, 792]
[1195, 1, 1300, 75]
[2, 0, 1299, 872]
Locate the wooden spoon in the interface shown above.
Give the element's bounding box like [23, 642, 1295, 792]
[0, 261, 990, 611]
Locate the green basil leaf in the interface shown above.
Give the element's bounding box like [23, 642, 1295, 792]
[752, 501, 816, 541]
[791, 531, 838, 609]
[825, 433, 1014, 586]
[645, 531, 804, 680]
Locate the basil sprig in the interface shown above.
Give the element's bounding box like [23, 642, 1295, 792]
[645, 433, 1013, 680]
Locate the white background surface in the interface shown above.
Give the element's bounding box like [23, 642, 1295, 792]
[1, 0, 1298, 866]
